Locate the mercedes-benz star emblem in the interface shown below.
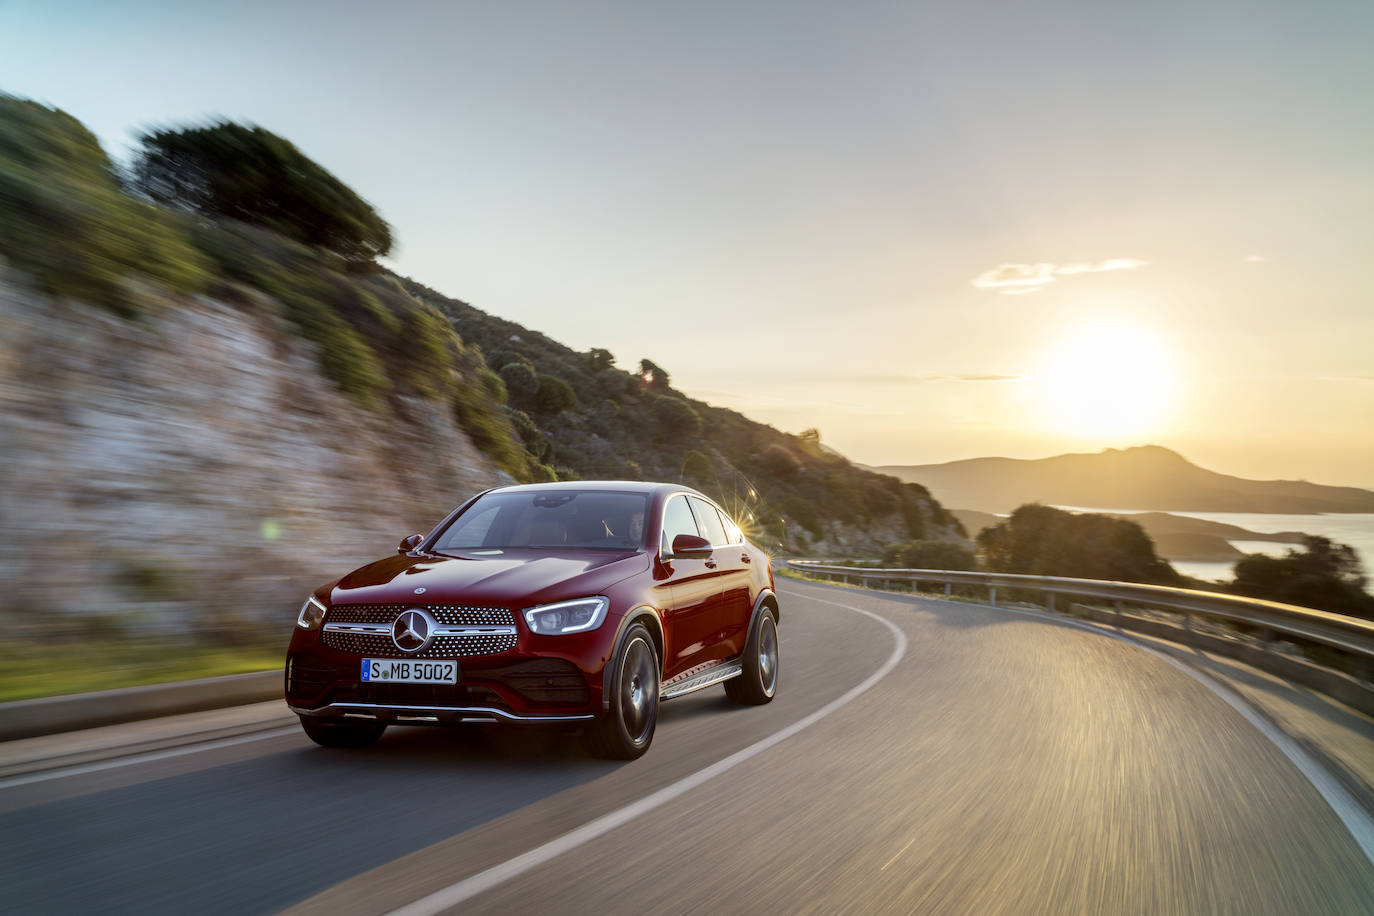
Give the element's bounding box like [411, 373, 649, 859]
[392, 608, 436, 654]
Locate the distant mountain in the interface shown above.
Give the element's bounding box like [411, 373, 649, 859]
[878, 446, 1374, 515]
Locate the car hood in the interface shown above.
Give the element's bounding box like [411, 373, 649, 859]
[327, 549, 649, 609]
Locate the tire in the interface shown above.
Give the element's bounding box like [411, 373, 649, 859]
[299, 716, 386, 748]
[725, 606, 779, 706]
[586, 624, 660, 759]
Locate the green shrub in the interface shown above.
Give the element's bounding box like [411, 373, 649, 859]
[507, 408, 552, 461]
[355, 288, 402, 335]
[452, 377, 539, 481]
[402, 304, 460, 398]
[499, 362, 539, 402]
[654, 396, 701, 436]
[533, 374, 576, 415]
[758, 443, 802, 479]
[278, 286, 388, 404]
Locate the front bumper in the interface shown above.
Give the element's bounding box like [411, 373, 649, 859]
[285, 623, 613, 723]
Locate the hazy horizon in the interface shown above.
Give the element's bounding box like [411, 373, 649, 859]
[5, 0, 1371, 487]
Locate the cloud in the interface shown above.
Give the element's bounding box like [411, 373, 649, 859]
[973, 258, 1148, 294]
[1245, 254, 1266, 262]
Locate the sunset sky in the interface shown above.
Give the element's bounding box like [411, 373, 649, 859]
[5, 0, 1372, 486]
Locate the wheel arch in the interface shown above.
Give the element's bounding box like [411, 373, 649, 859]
[750, 588, 779, 630]
[601, 605, 665, 710]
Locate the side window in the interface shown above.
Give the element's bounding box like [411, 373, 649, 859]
[660, 495, 700, 553]
[719, 511, 743, 545]
[688, 497, 729, 546]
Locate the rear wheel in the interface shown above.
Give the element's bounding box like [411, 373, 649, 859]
[586, 624, 659, 759]
[298, 716, 386, 748]
[726, 607, 779, 705]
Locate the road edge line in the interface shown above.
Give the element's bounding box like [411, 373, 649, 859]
[793, 578, 1374, 867]
[387, 590, 907, 916]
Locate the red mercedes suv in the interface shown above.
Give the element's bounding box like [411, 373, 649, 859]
[285, 481, 779, 758]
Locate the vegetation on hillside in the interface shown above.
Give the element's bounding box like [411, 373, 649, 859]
[0, 94, 959, 556]
[0, 95, 207, 315]
[0, 99, 544, 481]
[394, 276, 961, 553]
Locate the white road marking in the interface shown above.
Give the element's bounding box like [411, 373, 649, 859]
[819, 581, 1374, 868]
[0, 726, 300, 789]
[881, 837, 916, 871]
[388, 592, 908, 916]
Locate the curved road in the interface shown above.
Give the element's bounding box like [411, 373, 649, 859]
[3, 579, 1373, 914]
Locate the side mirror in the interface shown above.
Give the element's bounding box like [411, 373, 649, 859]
[668, 533, 713, 559]
[398, 534, 424, 555]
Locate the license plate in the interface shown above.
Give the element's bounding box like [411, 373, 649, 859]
[360, 659, 459, 684]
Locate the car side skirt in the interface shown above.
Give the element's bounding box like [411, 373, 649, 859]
[661, 661, 743, 700]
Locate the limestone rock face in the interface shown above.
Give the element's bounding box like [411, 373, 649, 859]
[0, 272, 505, 637]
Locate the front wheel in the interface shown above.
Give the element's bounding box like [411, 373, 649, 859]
[299, 716, 386, 748]
[726, 607, 778, 705]
[586, 624, 659, 759]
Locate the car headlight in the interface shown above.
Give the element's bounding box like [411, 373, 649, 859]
[297, 594, 327, 630]
[522, 596, 610, 635]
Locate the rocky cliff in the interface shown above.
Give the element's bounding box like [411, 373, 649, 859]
[0, 270, 505, 638]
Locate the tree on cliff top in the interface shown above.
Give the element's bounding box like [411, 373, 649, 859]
[132, 121, 392, 264]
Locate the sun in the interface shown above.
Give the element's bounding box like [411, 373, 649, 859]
[1032, 321, 1178, 440]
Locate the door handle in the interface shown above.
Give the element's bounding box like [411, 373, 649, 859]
[704, 559, 717, 569]
[740, 554, 751, 563]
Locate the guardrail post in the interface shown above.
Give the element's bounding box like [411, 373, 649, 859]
[989, 586, 997, 607]
[1114, 599, 1123, 624]
[1047, 592, 1056, 613]
[945, 582, 952, 597]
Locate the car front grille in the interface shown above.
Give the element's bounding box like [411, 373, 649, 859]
[319, 604, 518, 658]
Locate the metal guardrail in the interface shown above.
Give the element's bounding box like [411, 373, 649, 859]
[786, 560, 1374, 663]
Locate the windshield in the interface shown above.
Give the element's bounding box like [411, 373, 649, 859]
[432, 490, 649, 552]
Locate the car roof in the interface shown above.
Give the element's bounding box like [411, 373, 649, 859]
[487, 480, 702, 498]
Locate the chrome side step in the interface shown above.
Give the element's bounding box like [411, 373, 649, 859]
[662, 662, 743, 700]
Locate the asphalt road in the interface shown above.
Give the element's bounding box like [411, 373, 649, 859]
[3, 578, 1373, 915]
